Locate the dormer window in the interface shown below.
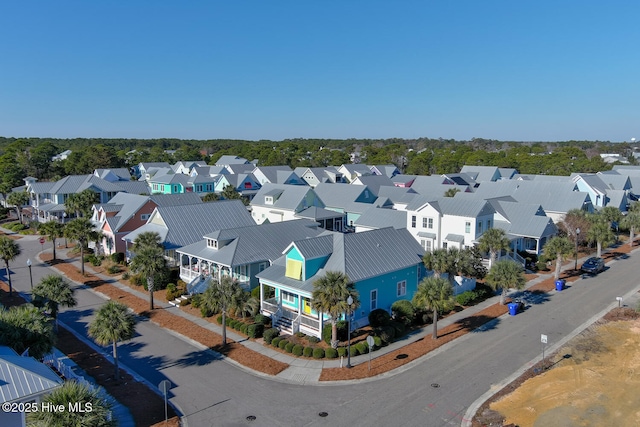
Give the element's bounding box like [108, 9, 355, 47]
[265, 196, 274, 205]
[206, 239, 218, 249]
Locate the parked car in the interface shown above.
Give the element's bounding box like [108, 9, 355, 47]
[581, 257, 605, 274]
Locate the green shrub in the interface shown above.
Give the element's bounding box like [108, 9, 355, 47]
[121, 271, 130, 280]
[415, 308, 433, 325]
[200, 306, 213, 318]
[303, 347, 313, 357]
[254, 314, 268, 325]
[271, 337, 282, 348]
[356, 341, 369, 355]
[295, 331, 305, 338]
[373, 336, 382, 348]
[189, 294, 201, 308]
[368, 308, 391, 327]
[165, 283, 180, 301]
[390, 321, 406, 336]
[474, 282, 495, 300]
[292, 344, 304, 356]
[179, 297, 191, 306]
[240, 323, 249, 335]
[263, 328, 280, 345]
[312, 348, 325, 359]
[391, 299, 415, 325]
[377, 325, 396, 344]
[284, 342, 294, 353]
[130, 274, 145, 287]
[322, 321, 348, 345]
[337, 347, 347, 357]
[247, 323, 264, 339]
[107, 264, 121, 274]
[90, 256, 102, 266]
[455, 290, 477, 306]
[308, 336, 320, 344]
[216, 315, 223, 325]
[230, 320, 240, 330]
[348, 345, 358, 357]
[324, 347, 338, 359]
[278, 339, 288, 350]
[111, 252, 125, 264]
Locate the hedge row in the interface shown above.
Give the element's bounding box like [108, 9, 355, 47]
[269, 335, 383, 359]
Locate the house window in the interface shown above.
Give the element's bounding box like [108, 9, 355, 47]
[140, 213, 150, 221]
[477, 221, 483, 234]
[487, 220, 491, 229]
[397, 281, 406, 297]
[443, 242, 448, 249]
[206, 184, 212, 191]
[281, 291, 296, 304]
[370, 289, 378, 311]
[465, 222, 471, 233]
[258, 262, 267, 272]
[422, 239, 432, 252]
[207, 239, 218, 249]
[173, 185, 178, 192]
[265, 196, 273, 205]
[422, 217, 433, 229]
[411, 216, 416, 228]
[244, 182, 251, 189]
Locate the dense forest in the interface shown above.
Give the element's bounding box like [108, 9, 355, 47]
[0, 136, 636, 195]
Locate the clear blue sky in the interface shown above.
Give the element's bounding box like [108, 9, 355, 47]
[1, 1, 638, 142]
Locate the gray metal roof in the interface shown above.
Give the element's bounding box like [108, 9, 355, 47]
[0, 347, 63, 403]
[352, 175, 395, 195]
[95, 168, 132, 180]
[444, 233, 465, 243]
[177, 220, 323, 267]
[417, 231, 437, 239]
[353, 207, 407, 230]
[123, 200, 255, 249]
[258, 227, 424, 293]
[489, 199, 557, 239]
[460, 165, 500, 182]
[295, 206, 345, 221]
[149, 193, 204, 207]
[252, 183, 321, 211]
[292, 234, 334, 259]
[313, 183, 376, 212]
[215, 155, 250, 165]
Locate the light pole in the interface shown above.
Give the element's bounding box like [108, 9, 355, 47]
[26, 258, 33, 290]
[346, 295, 353, 369]
[574, 227, 581, 271]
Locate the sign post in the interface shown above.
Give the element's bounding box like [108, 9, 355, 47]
[541, 334, 548, 369]
[158, 380, 172, 423]
[616, 296, 623, 308]
[366, 336, 375, 371]
[39, 237, 45, 252]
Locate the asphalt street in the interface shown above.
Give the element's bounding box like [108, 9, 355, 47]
[7, 234, 640, 427]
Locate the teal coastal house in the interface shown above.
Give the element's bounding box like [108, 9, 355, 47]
[257, 227, 425, 339]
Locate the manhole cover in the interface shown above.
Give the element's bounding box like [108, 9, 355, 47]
[246, 415, 256, 421]
[431, 383, 440, 388]
[395, 354, 408, 360]
[318, 412, 328, 417]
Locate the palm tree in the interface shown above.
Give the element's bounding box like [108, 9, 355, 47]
[26, 380, 116, 427]
[201, 275, 245, 345]
[38, 220, 65, 261]
[485, 259, 526, 305]
[0, 304, 55, 359]
[64, 218, 95, 276]
[7, 191, 30, 223]
[131, 231, 163, 251]
[477, 228, 511, 268]
[32, 275, 77, 331]
[543, 236, 574, 280]
[586, 216, 616, 258]
[88, 301, 136, 381]
[600, 206, 622, 233]
[443, 188, 460, 198]
[412, 276, 453, 339]
[621, 210, 640, 247]
[128, 244, 166, 310]
[202, 192, 220, 202]
[310, 271, 359, 348]
[65, 189, 99, 218]
[422, 248, 452, 278]
[0, 235, 21, 296]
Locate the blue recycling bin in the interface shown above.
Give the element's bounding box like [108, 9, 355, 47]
[555, 280, 564, 291]
[508, 303, 519, 316]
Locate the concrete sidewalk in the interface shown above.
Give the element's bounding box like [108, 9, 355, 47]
[46, 243, 595, 385]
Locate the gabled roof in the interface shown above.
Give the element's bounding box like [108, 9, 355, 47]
[351, 175, 395, 195]
[375, 186, 418, 204]
[0, 346, 63, 403]
[408, 175, 470, 198]
[460, 165, 500, 182]
[94, 168, 132, 181]
[252, 183, 320, 211]
[192, 165, 227, 176]
[489, 199, 557, 238]
[252, 166, 294, 183]
[149, 171, 189, 185]
[149, 193, 204, 207]
[295, 206, 345, 221]
[353, 206, 407, 230]
[595, 171, 631, 191]
[29, 181, 56, 193]
[177, 220, 323, 267]
[369, 164, 400, 178]
[123, 200, 255, 250]
[172, 161, 207, 172]
[215, 155, 250, 166]
[226, 164, 256, 174]
[313, 183, 376, 213]
[257, 228, 424, 293]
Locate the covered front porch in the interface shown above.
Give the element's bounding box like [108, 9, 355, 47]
[177, 252, 251, 291]
[259, 282, 326, 339]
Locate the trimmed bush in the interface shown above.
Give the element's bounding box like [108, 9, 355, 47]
[390, 320, 406, 336]
[107, 264, 121, 274]
[179, 297, 191, 307]
[455, 290, 477, 306]
[254, 314, 268, 325]
[303, 347, 313, 357]
[392, 299, 415, 325]
[130, 274, 145, 287]
[325, 347, 338, 359]
[295, 331, 305, 338]
[337, 347, 347, 357]
[373, 336, 383, 348]
[111, 252, 125, 264]
[240, 323, 249, 335]
[278, 339, 288, 350]
[271, 337, 282, 348]
[284, 342, 295, 353]
[368, 308, 391, 327]
[312, 348, 325, 359]
[247, 323, 264, 339]
[292, 344, 304, 356]
[356, 341, 369, 355]
[308, 336, 320, 344]
[165, 283, 179, 301]
[377, 325, 396, 344]
[121, 271, 130, 280]
[322, 321, 348, 345]
[348, 345, 358, 357]
[263, 328, 280, 345]
[200, 307, 213, 318]
[216, 315, 223, 325]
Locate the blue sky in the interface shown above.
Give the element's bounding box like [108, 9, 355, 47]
[1, 1, 638, 142]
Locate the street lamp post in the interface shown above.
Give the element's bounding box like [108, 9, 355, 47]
[574, 227, 581, 271]
[26, 258, 33, 290]
[346, 295, 353, 369]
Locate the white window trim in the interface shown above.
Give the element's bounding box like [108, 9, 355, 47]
[397, 280, 406, 297]
[370, 289, 378, 311]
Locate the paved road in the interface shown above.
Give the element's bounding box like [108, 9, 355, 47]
[8, 235, 640, 427]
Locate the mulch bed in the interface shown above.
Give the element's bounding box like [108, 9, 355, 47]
[0, 282, 179, 427]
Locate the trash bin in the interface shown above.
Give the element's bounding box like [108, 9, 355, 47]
[555, 280, 564, 291]
[508, 302, 519, 316]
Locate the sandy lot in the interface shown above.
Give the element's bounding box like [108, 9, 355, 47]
[486, 309, 640, 427]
